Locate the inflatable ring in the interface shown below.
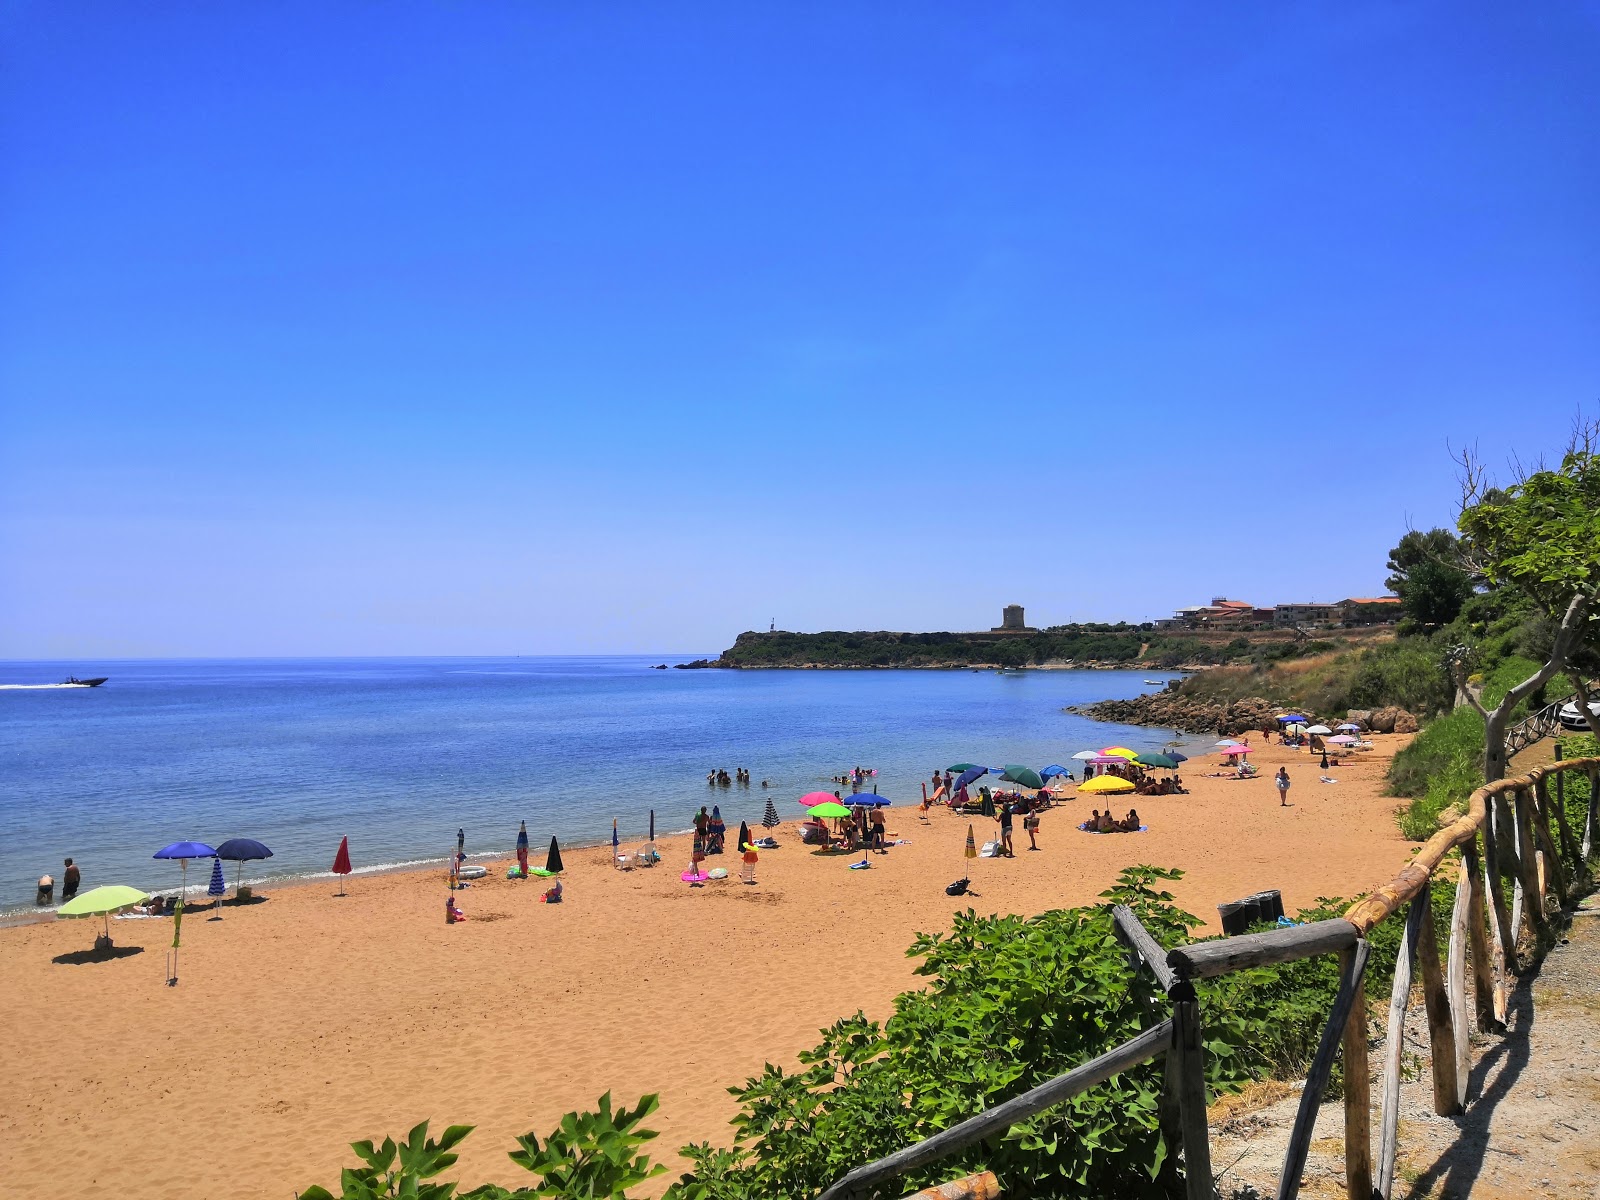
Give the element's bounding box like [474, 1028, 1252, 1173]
[457, 864, 487, 880]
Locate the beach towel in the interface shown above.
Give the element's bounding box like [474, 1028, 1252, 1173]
[680, 871, 709, 882]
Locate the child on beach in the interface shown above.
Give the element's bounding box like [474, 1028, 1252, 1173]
[445, 896, 466, 923]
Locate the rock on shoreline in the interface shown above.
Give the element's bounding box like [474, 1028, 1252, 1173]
[1071, 693, 1285, 736]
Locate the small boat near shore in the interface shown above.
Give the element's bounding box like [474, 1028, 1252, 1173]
[63, 676, 109, 687]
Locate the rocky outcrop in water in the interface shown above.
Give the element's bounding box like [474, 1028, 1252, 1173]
[1072, 693, 1284, 735]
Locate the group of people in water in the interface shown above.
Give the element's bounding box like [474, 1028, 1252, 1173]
[1079, 807, 1143, 833]
[707, 767, 776, 788]
[831, 766, 877, 788]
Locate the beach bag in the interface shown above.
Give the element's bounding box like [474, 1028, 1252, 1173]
[945, 877, 970, 896]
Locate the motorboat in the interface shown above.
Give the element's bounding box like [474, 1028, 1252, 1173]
[62, 676, 108, 687]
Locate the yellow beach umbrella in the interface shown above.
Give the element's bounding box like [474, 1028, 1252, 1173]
[1080, 775, 1136, 794]
[1099, 746, 1139, 760]
[58, 884, 150, 945]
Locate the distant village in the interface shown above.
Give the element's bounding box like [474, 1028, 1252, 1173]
[1152, 595, 1401, 631]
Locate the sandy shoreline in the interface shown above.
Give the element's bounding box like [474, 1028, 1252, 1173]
[0, 735, 1414, 1198]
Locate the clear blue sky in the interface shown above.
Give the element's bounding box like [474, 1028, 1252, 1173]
[2, 3, 1596, 657]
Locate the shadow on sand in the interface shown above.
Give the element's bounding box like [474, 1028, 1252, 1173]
[53, 944, 146, 966]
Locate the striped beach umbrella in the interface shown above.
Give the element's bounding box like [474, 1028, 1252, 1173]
[762, 799, 781, 829]
[207, 858, 226, 912]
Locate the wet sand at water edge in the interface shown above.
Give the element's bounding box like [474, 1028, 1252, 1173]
[0, 735, 1415, 1198]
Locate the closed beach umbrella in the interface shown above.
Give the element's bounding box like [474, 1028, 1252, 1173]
[207, 858, 226, 899]
[737, 821, 751, 852]
[649, 810, 656, 841]
[1000, 765, 1045, 790]
[154, 841, 217, 900]
[611, 819, 619, 854]
[516, 821, 530, 876]
[58, 884, 150, 946]
[216, 837, 273, 896]
[1080, 775, 1136, 794]
[546, 837, 564, 874]
[965, 824, 977, 859]
[332, 836, 352, 895]
[1134, 753, 1179, 769]
[762, 799, 781, 829]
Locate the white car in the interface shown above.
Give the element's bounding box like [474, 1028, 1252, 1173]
[1558, 699, 1600, 731]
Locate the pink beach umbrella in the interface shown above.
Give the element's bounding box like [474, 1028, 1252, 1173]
[1218, 745, 1252, 756]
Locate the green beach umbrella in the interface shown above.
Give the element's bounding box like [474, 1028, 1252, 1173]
[58, 884, 150, 945]
[1000, 764, 1045, 790]
[947, 763, 981, 773]
[807, 801, 852, 819]
[1134, 753, 1180, 769]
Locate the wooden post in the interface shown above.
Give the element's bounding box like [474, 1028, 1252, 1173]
[1462, 837, 1499, 1031]
[1480, 795, 1518, 982]
[1377, 896, 1423, 1198]
[1539, 774, 1581, 883]
[1529, 780, 1568, 902]
[1445, 860, 1472, 1105]
[1413, 878, 1460, 1115]
[1170, 987, 1213, 1200]
[1341, 945, 1373, 1200]
[1513, 787, 1550, 949]
[1502, 792, 1525, 953]
[1277, 940, 1368, 1200]
[1584, 767, 1598, 861]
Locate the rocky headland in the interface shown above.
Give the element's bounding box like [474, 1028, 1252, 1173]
[1072, 692, 1419, 736]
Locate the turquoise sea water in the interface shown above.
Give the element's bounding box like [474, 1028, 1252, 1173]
[0, 657, 1197, 914]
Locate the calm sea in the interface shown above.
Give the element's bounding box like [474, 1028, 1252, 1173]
[0, 657, 1197, 914]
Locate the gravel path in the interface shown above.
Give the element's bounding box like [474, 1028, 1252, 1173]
[1210, 892, 1600, 1199]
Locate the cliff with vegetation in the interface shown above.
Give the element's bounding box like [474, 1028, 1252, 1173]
[710, 625, 1384, 670]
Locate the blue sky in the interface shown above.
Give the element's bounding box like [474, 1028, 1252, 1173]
[2, 2, 1597, 657]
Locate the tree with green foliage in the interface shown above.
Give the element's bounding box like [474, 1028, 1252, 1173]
[1385, 528, 1476, 627]
[1453, 418, 1600, 781]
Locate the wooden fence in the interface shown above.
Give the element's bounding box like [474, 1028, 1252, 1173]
[821, 755, 1600, 1200]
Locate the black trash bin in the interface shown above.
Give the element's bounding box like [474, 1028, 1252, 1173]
[1252, 889, 1284, 922]
[1217, 900, 1250, 936]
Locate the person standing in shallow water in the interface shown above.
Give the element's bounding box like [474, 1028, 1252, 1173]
[1276, 766, 1291, 806]
[62, 858, 81, 901]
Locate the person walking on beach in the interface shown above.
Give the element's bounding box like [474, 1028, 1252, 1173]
[1024, 809, 1040, 851]
[1275, 766, 1291, 806]
[998, 802, 1015, 857]
[62, 857, 81, 902]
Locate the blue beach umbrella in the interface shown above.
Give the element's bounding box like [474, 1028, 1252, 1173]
[207, 858, 226, 897]
[1039, 765, 1071, 780]
[1279, 713, 1309, 724]
[154, 841, 218, 898]
[216, 837, 273, 897]
[954, 766, 988, 791]
[850, 792, 891, 806]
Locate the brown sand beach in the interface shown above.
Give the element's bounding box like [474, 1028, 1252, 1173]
[1, 736, 1415, 1198]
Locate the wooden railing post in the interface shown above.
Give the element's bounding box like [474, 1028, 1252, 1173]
[1461, 837, 1498, 1032]
[1377, 896, 1423, 1198]
[1480, 792, 1519, 984]
[1413, 878, 1461, 1116]
[1501, 792, 1525, 952]
[1513, 787, 1551, 949]
[1169, 984, 1213, 1200]
[1538, 774, 1581, 883]
[1532, 790, 1568, 902]
[1584, 767, 1598, 861]
[1340, 944, 1373, 1200]
[1444, 861, 1473, 1105]
[1277, 940, 1368, 1200]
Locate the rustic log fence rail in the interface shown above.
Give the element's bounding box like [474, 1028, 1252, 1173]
[824, 756, 1599, 1200]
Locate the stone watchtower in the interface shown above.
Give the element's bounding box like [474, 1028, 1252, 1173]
[992, 605, 1034, 633]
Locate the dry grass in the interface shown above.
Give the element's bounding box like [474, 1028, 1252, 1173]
[1210, 1077, 1299, 1123]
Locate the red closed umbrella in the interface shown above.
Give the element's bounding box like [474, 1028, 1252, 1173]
[332, 836, 352, 896]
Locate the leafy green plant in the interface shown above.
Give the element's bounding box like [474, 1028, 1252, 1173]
[297, 1120, 475, 1200]
[297, 1095, 666, 1200]
[505, 1093, 666, 1199]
